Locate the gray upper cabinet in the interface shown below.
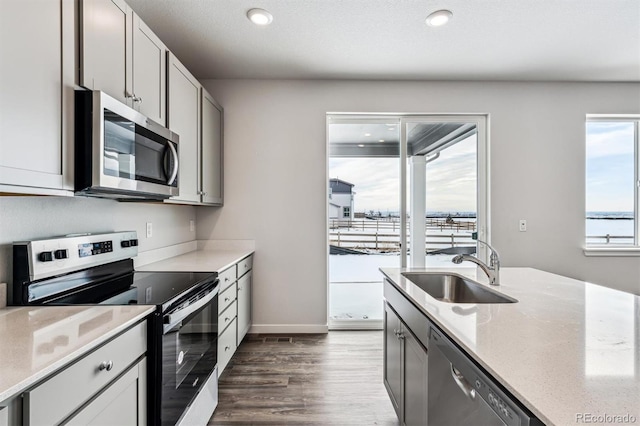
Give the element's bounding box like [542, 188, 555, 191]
[0, 0, 75, 195]
[80, 0, 131, 104]
[80, 0, 166, 125]
[132, 13, 166, 125]
[201, 88, 224, 205]
[167, 52, 202, 203]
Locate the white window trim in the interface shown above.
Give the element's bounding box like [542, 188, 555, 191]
[585, 115, 640, 256]
[583, 246, 640, 257]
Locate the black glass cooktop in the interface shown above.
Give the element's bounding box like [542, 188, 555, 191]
[25, 259, 217, 310]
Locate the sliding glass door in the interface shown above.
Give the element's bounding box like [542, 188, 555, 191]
[327, 114, 488, 330]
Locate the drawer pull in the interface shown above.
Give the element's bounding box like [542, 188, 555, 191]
[98, 360, 114, 372]
[225, 346, 231, 351]
[238, 287, 243, 291]
[224, 297, 230, 302]
[225, 317, 230, 322]
[225, 277, 230, 282]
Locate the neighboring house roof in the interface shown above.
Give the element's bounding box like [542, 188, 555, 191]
[329, 178, 354, 194]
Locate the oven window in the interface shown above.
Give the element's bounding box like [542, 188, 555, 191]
[162, 294, 218, 425]
[103, 109, 174, 186]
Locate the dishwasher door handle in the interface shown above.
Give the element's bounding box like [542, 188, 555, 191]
[450, 364, 477, 400]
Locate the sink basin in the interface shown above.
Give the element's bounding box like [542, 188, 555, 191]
[401, 272, 518, 304]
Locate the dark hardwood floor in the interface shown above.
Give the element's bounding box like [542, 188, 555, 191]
[209, 331, 399, 426]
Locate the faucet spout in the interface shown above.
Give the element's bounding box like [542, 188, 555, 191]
[451, 240, 501, 285]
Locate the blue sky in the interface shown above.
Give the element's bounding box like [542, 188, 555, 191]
[586, 122, 634, 213]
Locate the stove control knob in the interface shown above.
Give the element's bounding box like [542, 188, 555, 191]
[130, 239, 138, 247]
[54, 249, 68, 260]
[38, 251, 53, 262]
[121, 240, 131, 248]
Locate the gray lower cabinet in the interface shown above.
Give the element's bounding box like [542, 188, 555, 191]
[22, 321, 147, 425]
[236, 270, 252, 343]
[0, 0, 74, 195]
[384, 301, 429, 426]
[217, 254, 254, 377]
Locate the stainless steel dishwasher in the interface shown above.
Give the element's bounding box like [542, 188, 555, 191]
[428, 327, 541, 426]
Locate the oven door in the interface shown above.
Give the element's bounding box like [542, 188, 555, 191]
[161, 289, 218, 426]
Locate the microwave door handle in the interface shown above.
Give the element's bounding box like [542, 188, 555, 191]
[166, 142, 179, 185]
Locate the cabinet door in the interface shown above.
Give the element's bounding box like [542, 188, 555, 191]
[0, 0, 74, 193]
[403, 329, 428, 426]
[384, 303, 403, 421]
[132, 13, 166, 125]
[237, 270, 252, 343]
[66, 359, 146, 426]
[80, 0, 132, 105]
[167, 52, 201, 203]
[201, 89, 223, 205]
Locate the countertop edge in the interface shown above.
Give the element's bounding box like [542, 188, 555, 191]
[137, 248, 255, 273]
[0, 306, 155, 402]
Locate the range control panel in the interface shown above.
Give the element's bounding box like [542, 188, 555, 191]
[16, 231, 139, 282]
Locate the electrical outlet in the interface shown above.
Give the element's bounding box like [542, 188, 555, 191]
[146, 222, 153, 238]
[519, 219, 527, 232]
[190, 220, 195, 232]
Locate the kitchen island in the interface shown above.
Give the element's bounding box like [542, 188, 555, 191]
[380, 267, 640, 426]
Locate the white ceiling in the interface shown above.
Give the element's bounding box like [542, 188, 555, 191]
[127, 0, 640, 81]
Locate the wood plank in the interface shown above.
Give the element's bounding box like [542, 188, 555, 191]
[209, 331, 399, 425]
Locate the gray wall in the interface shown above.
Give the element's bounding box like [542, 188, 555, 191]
[198, 79, 640, 331]
[0, 196, 196, 285]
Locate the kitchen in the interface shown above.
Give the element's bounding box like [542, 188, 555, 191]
[1, 1, 639, 425]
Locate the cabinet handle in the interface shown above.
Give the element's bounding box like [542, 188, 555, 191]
[398, 333, 405, 340]
[225, 346, 231, 351]
[225, 277, 230, 282]
[133, 95, 143, 104]
[98, 360, 114, 372]
[225, 317, 230, 322]
[238, 287, 243, 291]
[224, 297, 230, 302]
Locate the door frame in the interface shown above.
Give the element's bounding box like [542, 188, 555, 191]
[326, 113, 490, 330]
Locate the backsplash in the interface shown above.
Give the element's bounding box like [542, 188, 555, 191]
[0, 196, 197, 287]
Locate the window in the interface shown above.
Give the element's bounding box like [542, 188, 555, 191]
[342, 206, 350, 218]
[585, 117, 639, 247]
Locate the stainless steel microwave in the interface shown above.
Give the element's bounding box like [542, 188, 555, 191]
[75, 90, 179, 200]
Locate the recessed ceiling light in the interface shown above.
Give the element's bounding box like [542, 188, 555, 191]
[358, 144, 365, 147]
[378, 139, 385, 142]
[364, 133, 372, 137]
[247, 8, 273, 26]
[426, 9, 452, 27]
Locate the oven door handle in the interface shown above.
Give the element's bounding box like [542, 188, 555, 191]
[164, 287, 217, 333]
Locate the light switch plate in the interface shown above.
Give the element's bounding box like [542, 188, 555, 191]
[146, 222, 153, 238]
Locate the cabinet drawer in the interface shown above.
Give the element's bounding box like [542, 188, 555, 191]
[219, 265, 237, 290]
[217, 317, 237, 375]
[24, 321, 146, 426]
[218, 282, 236, 314]
[237, 255, 253, 278]
[219, 299, 237, 333]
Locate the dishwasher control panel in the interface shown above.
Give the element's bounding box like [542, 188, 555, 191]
[472, 374, 517, 425]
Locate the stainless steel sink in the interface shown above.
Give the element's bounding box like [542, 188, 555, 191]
[401, 272, 518, 304]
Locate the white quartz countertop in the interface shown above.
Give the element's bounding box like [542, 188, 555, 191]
[0, 305, 154, 402]
[136, 248, 254, 273]
[380, 267, 640, 426]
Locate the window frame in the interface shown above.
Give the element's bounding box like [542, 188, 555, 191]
[342, 206, 350, 218]
[584, 114, 640, 256]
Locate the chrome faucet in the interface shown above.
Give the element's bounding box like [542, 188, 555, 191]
[452, 240, 501, 285]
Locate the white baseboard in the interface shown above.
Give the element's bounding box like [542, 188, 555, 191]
[329, 319, 383, 330]
[249, 324, 329, 334]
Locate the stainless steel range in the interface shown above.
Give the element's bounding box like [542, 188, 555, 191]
[11, 231, 219, 426]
